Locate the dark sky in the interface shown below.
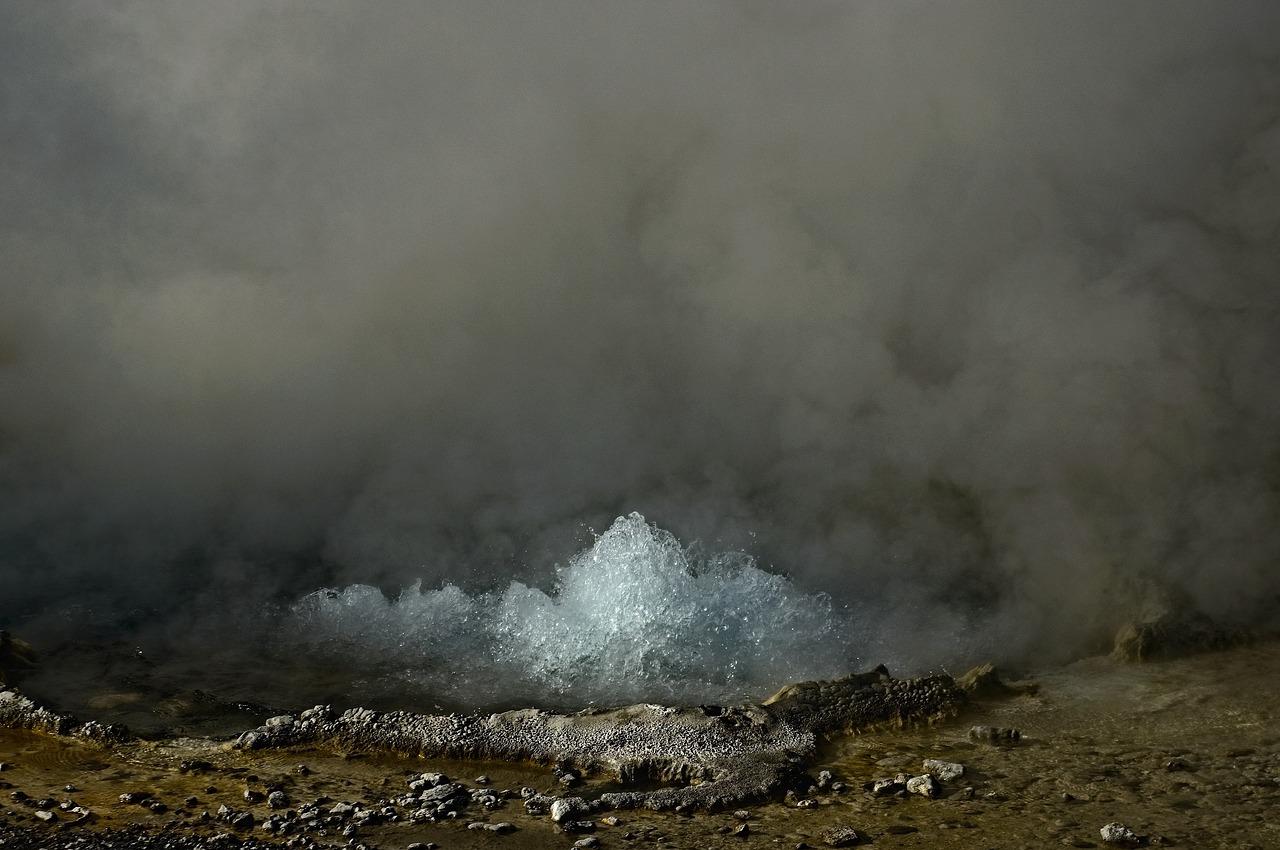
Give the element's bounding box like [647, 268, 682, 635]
[3, 2, 1280, 666]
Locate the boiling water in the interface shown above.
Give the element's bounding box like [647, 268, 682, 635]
[281, 513, 858, 709]
[15, 514, 877, 733]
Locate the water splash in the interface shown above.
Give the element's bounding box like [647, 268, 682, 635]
[285, 513, 854, 709]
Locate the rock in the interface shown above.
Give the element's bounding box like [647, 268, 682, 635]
[574, 838, 601, 848]
[34, 810, 55, 822]
[1111, 584, 1251, 662]
[418, 783, 466, 804]
[1100, 821, 1144, 846]
[267, 790, 289, 809]
[561, 820, 596, 834]
[550, 797, 588, 823]
[731, 822, 750, 836]
[970, 725, 1021, 743]
[922, 758, 965, 781]
[869, 778, 904, 796]
[956, 663, 1010, 696]
[823, 826, 862, 846]
[906, 774, 938, 798]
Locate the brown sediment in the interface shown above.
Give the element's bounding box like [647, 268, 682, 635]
[5, 640, 1278, 849]
[0, 659, 962, 848]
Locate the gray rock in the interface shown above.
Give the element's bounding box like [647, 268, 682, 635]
[922, 758, 964, 781]
[906, 774, 938, 798]
[1100, 822, 1144, 846]
[417, 783, 466, 804]
[969, 725, 1021, 742]
[823, 826, 862, 846]
[550, 797, 588, 823]
[869, 778, 903, 796]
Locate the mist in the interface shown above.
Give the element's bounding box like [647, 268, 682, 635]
[3, 1, 1280, 689]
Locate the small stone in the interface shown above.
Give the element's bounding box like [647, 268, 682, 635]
[119, 791, 150, 805]
[489, 822, 516, 833]
[574, 838, 601, 848]
[734, 809, 752, 820]
[732, 822, 750, 836]
[1100, 822, 1143, 846]
[870, 778, 903, 796]
[550, 797, 587, 823]
[824, 826, 862, 846]
[922, 759, 965, 782]
[35, 810, 55, 822]
[601, 815, 621, 826]
[475, 775, 491, 784]
[268, 791, 289, 809]
[796, 798, 817, 808]
[561, 820, 596, 834]
[243, 789, 266, 804]
[970, 725, 1021, 743]
[906, 774, 939, 798]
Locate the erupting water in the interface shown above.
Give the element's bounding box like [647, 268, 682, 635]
[285, 513, 855, 709]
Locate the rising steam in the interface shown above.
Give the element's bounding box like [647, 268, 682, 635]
[3, 2, 1280, 692]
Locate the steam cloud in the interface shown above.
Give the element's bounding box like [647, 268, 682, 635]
[3, 2, 1280, 676]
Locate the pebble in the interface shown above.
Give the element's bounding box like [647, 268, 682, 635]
[922, 758, 965, 781]
[906, 774, 939, 798]
[1100, 822, 1143, 846]
[970, 725, 1022, 742]
[823, 825, 862, 846]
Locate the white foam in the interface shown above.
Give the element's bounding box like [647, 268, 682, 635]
[285, 513, 855, 708]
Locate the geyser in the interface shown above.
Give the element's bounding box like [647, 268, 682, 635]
[3, 2, 1280, 712]
[285, 513, 851, 709]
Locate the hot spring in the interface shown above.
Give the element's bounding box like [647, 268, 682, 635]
[4, 3, 1280, 736]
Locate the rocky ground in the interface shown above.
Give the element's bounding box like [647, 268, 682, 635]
[2, 637, 1278, 850]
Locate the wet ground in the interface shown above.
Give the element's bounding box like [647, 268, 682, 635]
[3, 640, 1278, 849]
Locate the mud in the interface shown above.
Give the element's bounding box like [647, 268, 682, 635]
[3, 642, 1279, 849]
